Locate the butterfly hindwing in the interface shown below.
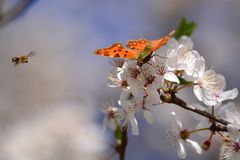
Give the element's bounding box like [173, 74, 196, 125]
[95, 43, 138, 59]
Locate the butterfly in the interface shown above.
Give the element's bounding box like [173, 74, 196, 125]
[95, 30, 175, 62]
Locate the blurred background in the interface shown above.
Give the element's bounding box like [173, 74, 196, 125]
[0, 0, 239, 159]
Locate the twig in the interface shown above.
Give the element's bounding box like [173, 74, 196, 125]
[115, 127, 128, 160]
[0, 0, 34, 28]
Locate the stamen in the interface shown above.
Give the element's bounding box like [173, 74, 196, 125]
[233, 142, 240, 152]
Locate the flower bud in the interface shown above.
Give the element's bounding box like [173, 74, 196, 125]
[202, 140, 211, 151]
[163, 93, 171, 102]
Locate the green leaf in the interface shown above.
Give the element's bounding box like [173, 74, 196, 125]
[178, 77, 193, 85]
[115, 125, 122, 145]
[174, 17, 197, 39]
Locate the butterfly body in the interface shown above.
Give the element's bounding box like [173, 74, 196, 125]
[95, 30, 175, 61]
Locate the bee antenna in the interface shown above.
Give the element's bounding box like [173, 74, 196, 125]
[28, 51, 37, 57]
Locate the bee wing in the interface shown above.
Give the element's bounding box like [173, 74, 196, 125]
[27, 51, 37, 57]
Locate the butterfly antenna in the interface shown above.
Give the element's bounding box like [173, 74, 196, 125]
[137, 33, 147, 41]
[139, 34, 145, 39]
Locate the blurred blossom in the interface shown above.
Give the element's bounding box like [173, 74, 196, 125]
[1, 102, 106, 160]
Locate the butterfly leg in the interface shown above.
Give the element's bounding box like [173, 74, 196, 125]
[152, 54, 168, 60]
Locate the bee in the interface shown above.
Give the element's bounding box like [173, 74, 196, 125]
[12, 51, 36, 66]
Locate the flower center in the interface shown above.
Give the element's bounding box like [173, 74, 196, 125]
[129, 67, 141, 79]
[107, 107, 117, 119]
[121, 80, 129, 88]
[179, 129, 190, 140]
[233, 142, 240, 152]
[158, 66, 167, 76]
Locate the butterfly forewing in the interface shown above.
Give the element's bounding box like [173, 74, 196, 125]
[126, 39, 148, 52]
[149, 30, 175, 51]
[127, 30, 175, 52]
[95, 43, 138, 59]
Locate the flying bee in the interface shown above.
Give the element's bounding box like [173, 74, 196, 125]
[12, 51, 36, 66]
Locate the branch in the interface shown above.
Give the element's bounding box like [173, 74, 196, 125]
[0, 0, 34, 28]
[161, 92, 230, 132]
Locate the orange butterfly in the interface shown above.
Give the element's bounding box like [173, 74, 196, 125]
[95, 30, 175, 61]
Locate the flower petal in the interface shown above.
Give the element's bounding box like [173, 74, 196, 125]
[217, 102, 236, 118]
[215, 74, 226, 91]
[227, 124, 240, 141]
[193, 85, 203, 102]
[143, 110, 154, 124]
[129, 114, 139, 135]
[164, 72, 180, 84]
[171, 112, 182, 131]
[186, 139, 202, 155]
[179, 36, 193, 50]
[225, 108, 240, 129]
[178, 140, 187, 159]
[192, 56, 206, 79]
[202, 90, 218, 106]
[145, 88, 161, 108]
[218, 88, 238, 102]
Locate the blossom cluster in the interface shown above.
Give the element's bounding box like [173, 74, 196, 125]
[102, 35, 239, 159]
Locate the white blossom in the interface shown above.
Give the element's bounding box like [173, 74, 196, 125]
[193, 69, 238, 106]
[102, 92, 140, 135]
[155, 36, 194, 72]
[101, 102, 125, 131]
[166, 112, 202, 159]
[119, 60, 163, 109]
[219, 124, 240, 160]
[155, 36, 206, 80]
